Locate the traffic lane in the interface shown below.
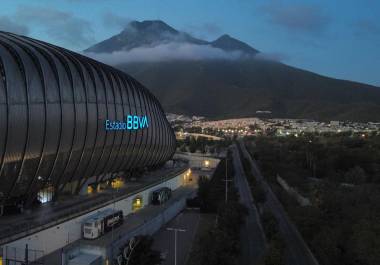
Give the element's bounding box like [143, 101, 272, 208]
[152, 210, 200, 265]
[231, 146, 266, 265]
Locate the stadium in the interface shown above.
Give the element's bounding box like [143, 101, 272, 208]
[0, 32, 176, 213]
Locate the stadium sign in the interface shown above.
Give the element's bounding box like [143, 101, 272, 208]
[105, 115, 149, 131]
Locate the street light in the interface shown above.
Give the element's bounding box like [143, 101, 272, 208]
[112, 185, 120, 243]
[222, 158, 232, 202]
[167, 227, 186, 265]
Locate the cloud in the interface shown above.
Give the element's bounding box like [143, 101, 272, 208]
[14, 5, 94, 49]
[103, 12, 132, 30]
[84, 42, 245, 65]
[262, 1, 330, 34]
[183, 22, 223, 40]
[353, 19, 380, 38]
[0, 16, 29, 35]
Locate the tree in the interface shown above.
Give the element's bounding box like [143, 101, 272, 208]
[351, 219, 380, 265]
[263, 238, 285, 265]
[252, 184, 266, 205]
[179, 144, 187, 153]
[189, 137, 197, 153]
[261, 210, 279, 241]
[217, 202, 248, 237]
[116, 236, 162, 265]
[344, 166, 367, 184]
[209, 146, 216, 154]
[197, 176, 212, 212]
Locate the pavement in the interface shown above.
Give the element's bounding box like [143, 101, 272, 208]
[152, 209, 201, 265]
[238, 140, 319, 265]
[231, 145, 267, 265]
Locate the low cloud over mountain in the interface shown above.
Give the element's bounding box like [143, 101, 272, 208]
[84, 20, 260, 64]
[86, 43, 245, 64]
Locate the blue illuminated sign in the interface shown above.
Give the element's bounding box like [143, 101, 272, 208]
[105, 115, 149, 131]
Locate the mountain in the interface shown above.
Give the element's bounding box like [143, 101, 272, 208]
[85, 20, 380, 122]
[210, 34, 258, 55]
[85, 20, 208, 53]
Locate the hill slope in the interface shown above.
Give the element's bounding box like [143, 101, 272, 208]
[86, 20, 380, 122]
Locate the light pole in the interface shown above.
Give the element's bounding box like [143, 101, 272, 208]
[222, 158, 232, 202]
[167, 227, 186, 265]
[112, 186, 119, 243]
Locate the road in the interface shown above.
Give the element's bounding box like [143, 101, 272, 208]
[238, 140, 319, 265]
[231, 145, 267, 265]
[152, 210, 200, 265]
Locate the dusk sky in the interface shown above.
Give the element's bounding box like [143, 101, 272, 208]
[0, 0, 379, 86]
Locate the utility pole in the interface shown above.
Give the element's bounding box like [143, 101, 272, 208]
[25, 244, 29, 265]
[222, 158, 232, 202]
[167, 227, 186, 265]
[112, 186, 119, 243]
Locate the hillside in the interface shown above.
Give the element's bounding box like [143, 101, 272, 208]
[86, 20, 380, 122]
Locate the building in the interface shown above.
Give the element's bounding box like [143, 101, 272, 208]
[0, 31, 176, 213]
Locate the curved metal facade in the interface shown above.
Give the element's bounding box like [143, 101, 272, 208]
[0, 32, 176, 207]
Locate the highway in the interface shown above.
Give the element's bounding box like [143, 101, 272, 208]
[238, 140, 319, 265]
[230, 145, 267, 265]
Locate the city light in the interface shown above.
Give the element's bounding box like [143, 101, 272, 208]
[132, 196, 143, 212]
[111, 178, 124, 189]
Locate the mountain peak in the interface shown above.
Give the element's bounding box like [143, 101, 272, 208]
[85, 20, 258, 55]
[125, 20, 178, 35]
[211, 34, 259, 55]
[216, 34, 232, 40]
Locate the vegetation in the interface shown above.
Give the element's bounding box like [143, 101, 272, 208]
[246, 133, 380, 265]
[240, 155, 257, 186]
[197, 156, 238, 212]
[237, 142, 285, 264]
[252, 184, 266, 206]
[188, 154, 248, 265]
[115, 235, 162, 265]
[260, 211, 286, 265]
[177, 136, 232, 154]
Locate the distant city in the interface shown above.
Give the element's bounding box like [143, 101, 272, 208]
[167, 113, 380, 138]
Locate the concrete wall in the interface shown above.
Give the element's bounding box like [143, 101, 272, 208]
[1, 170, 187, 263]
[62, 193, 189, 265]
[276, 175, 311, 207]
[107, 195, 188, 262]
